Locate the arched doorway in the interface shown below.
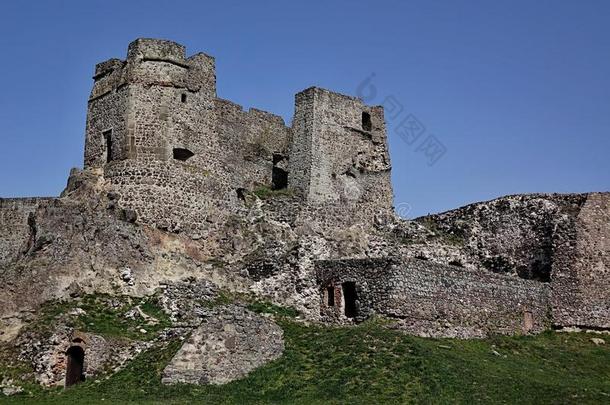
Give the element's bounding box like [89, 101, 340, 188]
[65, 346, 85, 387]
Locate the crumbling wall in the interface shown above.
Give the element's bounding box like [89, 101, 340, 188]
[552, 192, 610, 329]
[288, 87, 392, 218]
[317, 258, 550, 338]
[214, 99, 291, 190]
[413, 194, 588, 281]
[162, 306, 284, 385]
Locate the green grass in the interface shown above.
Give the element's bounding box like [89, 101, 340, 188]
[202, 291, 238, 309]
[24, 294, 172, 341]
[253, 186, 294, 200]
[3, 317, 609, 404]
[247, 301, 300, 318]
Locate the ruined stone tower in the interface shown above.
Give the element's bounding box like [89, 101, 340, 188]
[80, 38, 393, 235]
[84, 39, 217, 168]
[288, 87, 392, 210]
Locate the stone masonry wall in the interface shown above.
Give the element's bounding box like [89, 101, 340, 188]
[317, 258, 550, 338]
[82, 39, 292, 236]
[214, 98, 291, 190]
[551, 192, 610, 329]
[288, 87, 392, 212]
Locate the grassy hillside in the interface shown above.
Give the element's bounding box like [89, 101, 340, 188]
[2, 314, 609, 404]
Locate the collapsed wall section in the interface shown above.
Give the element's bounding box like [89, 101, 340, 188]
[317, 258, 550, 338]
[214, 99, 291, 190]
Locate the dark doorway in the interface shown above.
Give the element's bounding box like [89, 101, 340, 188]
[65, 346, 85, 387]
[272, 167, 288, 190]
[342, 282, 358, 318]
[272, 153, 288, 190]
[326, 286, 335, 307]
[103, 129, 113, 163]
[361, 112, 372, 132]
[173, 148, 195, 162]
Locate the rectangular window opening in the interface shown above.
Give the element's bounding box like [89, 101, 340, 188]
[326, 287, 335, 307]
[361, 111, 372, 132]
[103, 129, 113, 163]
[181, 93, 187, 103]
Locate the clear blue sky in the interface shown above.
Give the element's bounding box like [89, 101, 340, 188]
[1, 1, 608, 217]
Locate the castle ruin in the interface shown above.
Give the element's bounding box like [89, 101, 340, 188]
[80, 39, 392, 236]
[0, 39, 608, 385]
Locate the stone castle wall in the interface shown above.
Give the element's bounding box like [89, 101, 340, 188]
[81, 39, 293, 236]
[414, 192, 610, 331]
[317, 258, 550, 338]
[551, 192, 610, 329]
[81, 39, 392, 237]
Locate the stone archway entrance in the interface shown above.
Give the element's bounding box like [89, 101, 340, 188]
[65, 346, 85, 387]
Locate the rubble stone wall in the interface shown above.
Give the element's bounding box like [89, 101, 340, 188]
[317, 258, 551, 338]
[551, 192, 610, 328]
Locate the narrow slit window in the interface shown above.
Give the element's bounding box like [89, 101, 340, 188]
[181, 93, 187, 103]
[326, 286, 335, 306]
[102, 129, 113, 163]
[361, 112, 372, 132]
[523, 311, 534, 333]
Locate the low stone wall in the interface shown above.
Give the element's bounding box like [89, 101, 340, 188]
[316, 258, 551, 338]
